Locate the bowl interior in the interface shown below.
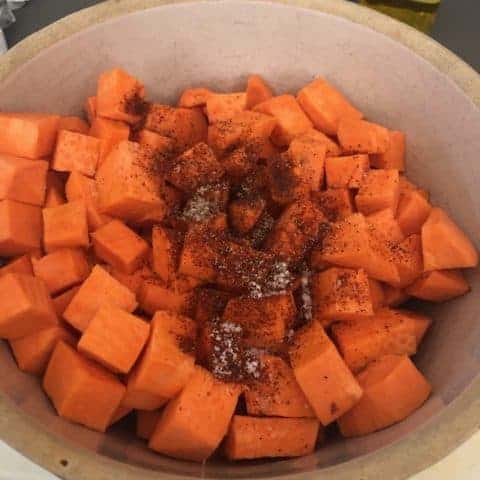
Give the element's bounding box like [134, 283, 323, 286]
[0, 0, 479, 477]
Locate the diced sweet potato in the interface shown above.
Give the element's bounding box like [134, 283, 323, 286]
[63, 265, 137, 332]
[91, 220, 149, 274]
[96, 68, 146, 124]
[391, 234, 423, 288]
[229, 196, 266, 234]
[289, 321, 363, 425]
[246, 75, 274, 110]
[123, 311, 196, 409]
[370, 130, 406, 171]
[369, 278, 385, 311]
[43, 341, 125, 432]
[406, 269, 470, 302]
[312, 267, 373, 324]
[223, 294, 295, 348]
[178, 87, 214, 108]
[0, 154, 48, 206]
[164, 142, 224, 193]
[207, 110, 276, 156]
[382, 285, 410, 307]
[266, 199, 327, 264]
[144, 104, 207, 152]
[338, 355, 431, 437]
[84, 96, 97, 124]
[331, 307, 431, 373]
[65, 171, 111, 231]
[78, 305, 150, 374]
[137, 410, 162, 440]
[0, 273, 58, 339]
[367, 208, 405, 244]
[422, 208, 478, 270]
[52, 286, 80, 317]
[96, 141, 167, 223]
[59, 116, 90, 135]
[42, 201, 89, 252]
[206, 92, 246, 123]
[194, 288, 232, 325]
[88, 117, 130, 164]
[10, 324, 76, 375]
[319, 213, 400, 285]
[396, 189, 432, 236]
[297, 78, 362, 135]
[106, 262, 152, 296]
[151, 226, 183, 282]
[32, 248, 90, 295]
[224, 416, 319, 460]
[0, 112, 60, 159]
[136, 129, 174, 152]
[325, 154, 369, 189]
[295, 129, 342, 157]
[338, 118, 390, 154]
[312, 188, 354, 222]
[0, 200, 42, 256]
[254, 95, 313, 146]
[355, 169, 400, 216]
[148, 366, 241, 461]
[44, 171, 66, 208]
[52, 130, 101, 177]
[0, 255, 33, 277]
[245, 355, 314, 418]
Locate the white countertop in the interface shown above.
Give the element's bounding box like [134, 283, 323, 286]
[2, 431, 480, 479]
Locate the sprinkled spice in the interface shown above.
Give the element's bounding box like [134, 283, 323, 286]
[123, 90, 150, 117]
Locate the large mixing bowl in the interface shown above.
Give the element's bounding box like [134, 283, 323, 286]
[0, 1, 479, 479]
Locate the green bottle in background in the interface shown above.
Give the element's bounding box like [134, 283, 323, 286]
[359, 0, 441, 33]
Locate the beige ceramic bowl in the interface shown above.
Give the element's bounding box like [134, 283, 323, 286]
[0, 1, 479, 479]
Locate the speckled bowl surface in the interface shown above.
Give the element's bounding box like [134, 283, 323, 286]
[0, 1, 479, 479]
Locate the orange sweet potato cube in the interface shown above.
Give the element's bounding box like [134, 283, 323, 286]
[96, 141, 167, 223]
[52, 130, 101, 177]
[123, 311, 197, 410]
[194, 288, 232, 325]
[325, 154, 369, 189]
[0, 200, 42, 256]
[58, 116, 89, 135]
[370, 130, 406, 171]
[266, 199, 327, 263]
[0, 254, 33, 277]
[106, 262, 152, 296]
[367, 208, 405, 244]
[145, 104, 207, 152]
[52, 286, 80, 317]
[96, 68, 146, 124]
[396, 189, 432, 236]
[245, 355, 315, 418]
[391, 234, 423, 288]
[43, 341, 125, 432]
[355, 169, 400, 216]
[0, 112, 60, 159]
[297, 78, 363, 136]
[312, 267, 373, 325]
[0, 154, 48, 206]
[65, 171, 111, 231]
[224, 416, 320, 460]
[32, 248, 90, 295]
[223, 294, 295, 348]
[44, 171, 66, 208]
[229, 196, 266, 234]
[152, 226, 183, 282]
[312, 188, 354, 222]
[245, 74, 274, 110]
[148, 366, 241, 461]
[42, 201, 89, 252]
[10, 324, 76, 375]
[338, 118, 391, 155]
[63, 265, 138, 332]
[88, 117, 130, 164]
[136, 129, 175, 152]
[91, 220, 150, 274]
[136, 410, 162, 440]
[254, 95, 313, 146]
[289, 321, 363, 425]
[406, 269, 470, 302]
[78, 305, 150, 374]
[165, 142, 224, 193]
[178, 87, 214, 108]
[0, 273, 58, 339]
[205, 92, 246, 123]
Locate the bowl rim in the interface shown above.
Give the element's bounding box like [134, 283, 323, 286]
[0, 1, 479, 479]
